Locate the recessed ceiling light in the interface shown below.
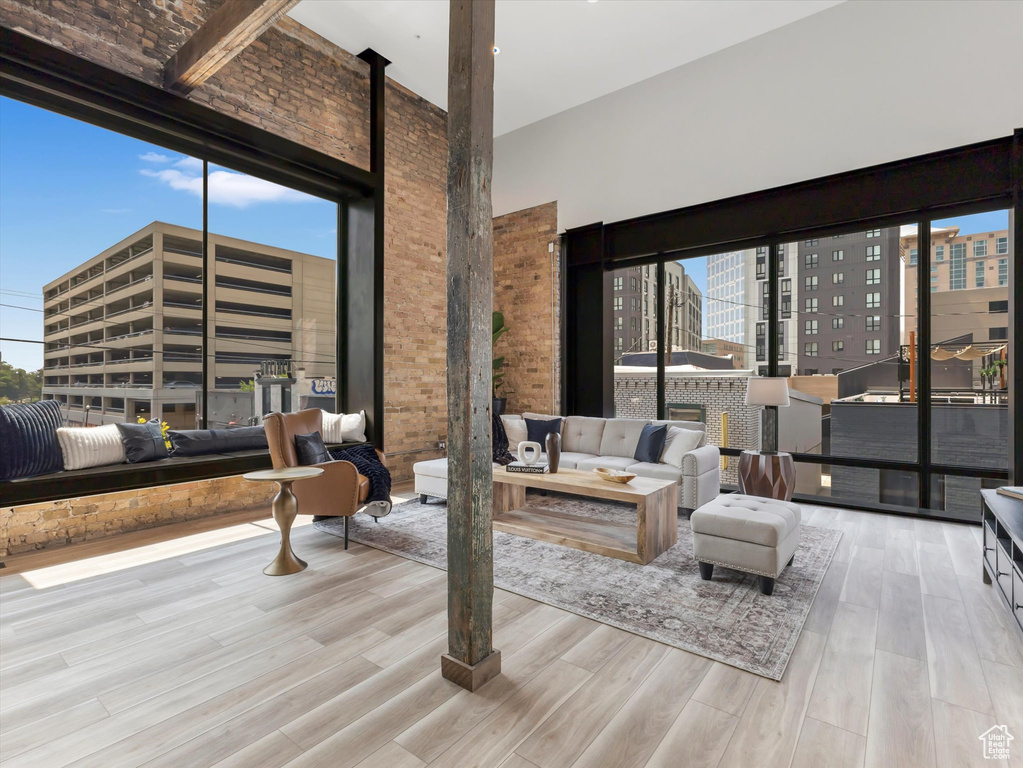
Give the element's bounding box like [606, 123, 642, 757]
[493, 45, 500, 55]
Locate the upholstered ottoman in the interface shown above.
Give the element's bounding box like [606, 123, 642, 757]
[413, 458, 449, 502]
[690, 494, 801, 595]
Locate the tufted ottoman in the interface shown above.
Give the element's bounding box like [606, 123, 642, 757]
[690, 494, 801, 595]
[413, 458, 450, 502]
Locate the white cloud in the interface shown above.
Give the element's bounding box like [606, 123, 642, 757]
[139, 152, 171, 163]
[140, 164, 311, 208]
[175, 156, 203, 172]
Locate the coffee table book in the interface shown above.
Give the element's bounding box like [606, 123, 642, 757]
[507, 461, 549, 474]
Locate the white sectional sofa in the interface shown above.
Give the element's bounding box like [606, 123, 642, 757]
[413, 413, 721, 514]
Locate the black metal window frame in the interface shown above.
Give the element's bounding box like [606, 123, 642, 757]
[563, 128, 1022, 522]
[0, 29, 388, 506]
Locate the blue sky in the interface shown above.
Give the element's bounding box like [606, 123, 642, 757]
[0, 97, 337, 371]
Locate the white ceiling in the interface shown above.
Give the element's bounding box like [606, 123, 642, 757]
[288, 0, 843, 136]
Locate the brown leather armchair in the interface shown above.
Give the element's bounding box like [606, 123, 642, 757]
[264, 409, 388, 549]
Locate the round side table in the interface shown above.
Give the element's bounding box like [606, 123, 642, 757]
[244, 466, 323, 576]
[737, 450, 796, 501]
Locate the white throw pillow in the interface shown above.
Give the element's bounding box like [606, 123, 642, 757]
[341, 410, 367, 442]
[501, 415, 527, 447]
[321, 410, 344, 442]
[660, 427, 703, 468]
[320, 410, 366, 442]
[56, 424, 126, 470]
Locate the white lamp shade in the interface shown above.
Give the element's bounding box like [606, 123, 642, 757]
[745, 377, 790, 407]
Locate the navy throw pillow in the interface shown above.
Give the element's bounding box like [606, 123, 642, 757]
[633, 424, 668, 464]
[295, 432, 330, 465]
[525, 417, 562, 445]
[0, 399, 64, 481]
[116, 421, 169, 463]
[169, 426, 267, 457]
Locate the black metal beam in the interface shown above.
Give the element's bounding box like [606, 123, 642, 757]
[602, 136, 1013, 261]
[656, 261, 666, 418]
[1011, 128, 1023, 485]
[352, 48, 389, 449]
[0, 27, 376, 201]
[917, 219, 932, 509]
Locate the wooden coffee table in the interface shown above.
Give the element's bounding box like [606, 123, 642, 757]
[492, 467, 678, 564]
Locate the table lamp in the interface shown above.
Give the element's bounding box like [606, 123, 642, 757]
[745, 377, 790, 454]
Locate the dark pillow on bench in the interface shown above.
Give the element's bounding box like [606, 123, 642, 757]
[116, 421, 170, 463]
[295, 431, 330, 465]
[0, 399, 64, 481]
[168, 426, 267, 457]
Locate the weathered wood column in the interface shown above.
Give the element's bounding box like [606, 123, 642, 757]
[443, 0, 501, 691]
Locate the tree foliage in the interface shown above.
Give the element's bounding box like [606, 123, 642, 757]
[0, 360, 42, 403]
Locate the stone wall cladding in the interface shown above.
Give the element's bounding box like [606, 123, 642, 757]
[614, 374, 759, 486]
[494, 202, 559, 415]
[1, 474, 273, 557]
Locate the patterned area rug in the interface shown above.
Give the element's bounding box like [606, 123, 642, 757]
[315, 492, 841, 680]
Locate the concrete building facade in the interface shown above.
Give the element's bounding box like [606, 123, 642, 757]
[795, 228, 902, 376]
[41, 221, 335, 429]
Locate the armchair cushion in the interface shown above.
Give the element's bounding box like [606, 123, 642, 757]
[295, 432, 330, 465]
[682, 444, 721, 476]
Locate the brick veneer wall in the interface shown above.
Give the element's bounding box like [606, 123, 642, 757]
[493, 202, 560, 416]
[1, 474, 273, 556]
[614, 372, 760, 486]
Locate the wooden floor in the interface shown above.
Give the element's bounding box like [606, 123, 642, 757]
[2, 492, 1022, 768]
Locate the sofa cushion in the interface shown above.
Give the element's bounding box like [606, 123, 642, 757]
[576, 455, 637, 472]
[525, 417, 562, 445]
[558, 451, 597, 470]
[626, 461, 684, 484]
[660, 427, 704, 468]
[57, 424, 126, 470]
[652, 420, 707, 448]
[0, 399, 65, 481]
[597, 419, 650, 458]
[116, 421, 170, 464]
[634, 424, 668, 463]
[562, 416, 605, 455]
[501, 415, 527, 447]
[690, 494, 801, 547]
[168, 426, 268, 457]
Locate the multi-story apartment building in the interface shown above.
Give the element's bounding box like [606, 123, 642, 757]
[901, 225, 1010, 382]
[41, 221, 335, 428]
[705, 250, 753, 352]
[611, 261, 702, 362]
[749, 244, 800, 376]
[795, 228, 902, 375]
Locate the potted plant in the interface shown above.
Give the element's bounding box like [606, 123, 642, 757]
[492, 311, 509, 415]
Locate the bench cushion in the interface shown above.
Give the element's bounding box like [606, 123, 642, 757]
[626, 461, 683, 484]
[575, 455, 637, 472]
[690, 494, 801, 547]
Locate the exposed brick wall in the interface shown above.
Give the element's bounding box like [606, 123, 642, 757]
[494, 202, 560, 415]
[1, 474, 273, 557]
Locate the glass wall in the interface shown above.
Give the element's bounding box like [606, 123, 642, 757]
[611, 264, 658, 419]
[2, 97, 203, 428]
[924, 209, 1010, 520]
[207, 162, 337, 427]
[1, 97, 341, 437]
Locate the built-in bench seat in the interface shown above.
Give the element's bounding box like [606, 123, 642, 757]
[1, 443, 366, 507]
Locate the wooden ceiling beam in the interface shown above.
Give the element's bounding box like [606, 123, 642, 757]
[164, 0, 300, 94]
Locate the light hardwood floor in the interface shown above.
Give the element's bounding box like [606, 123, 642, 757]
[1, 492, 1022, 768]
